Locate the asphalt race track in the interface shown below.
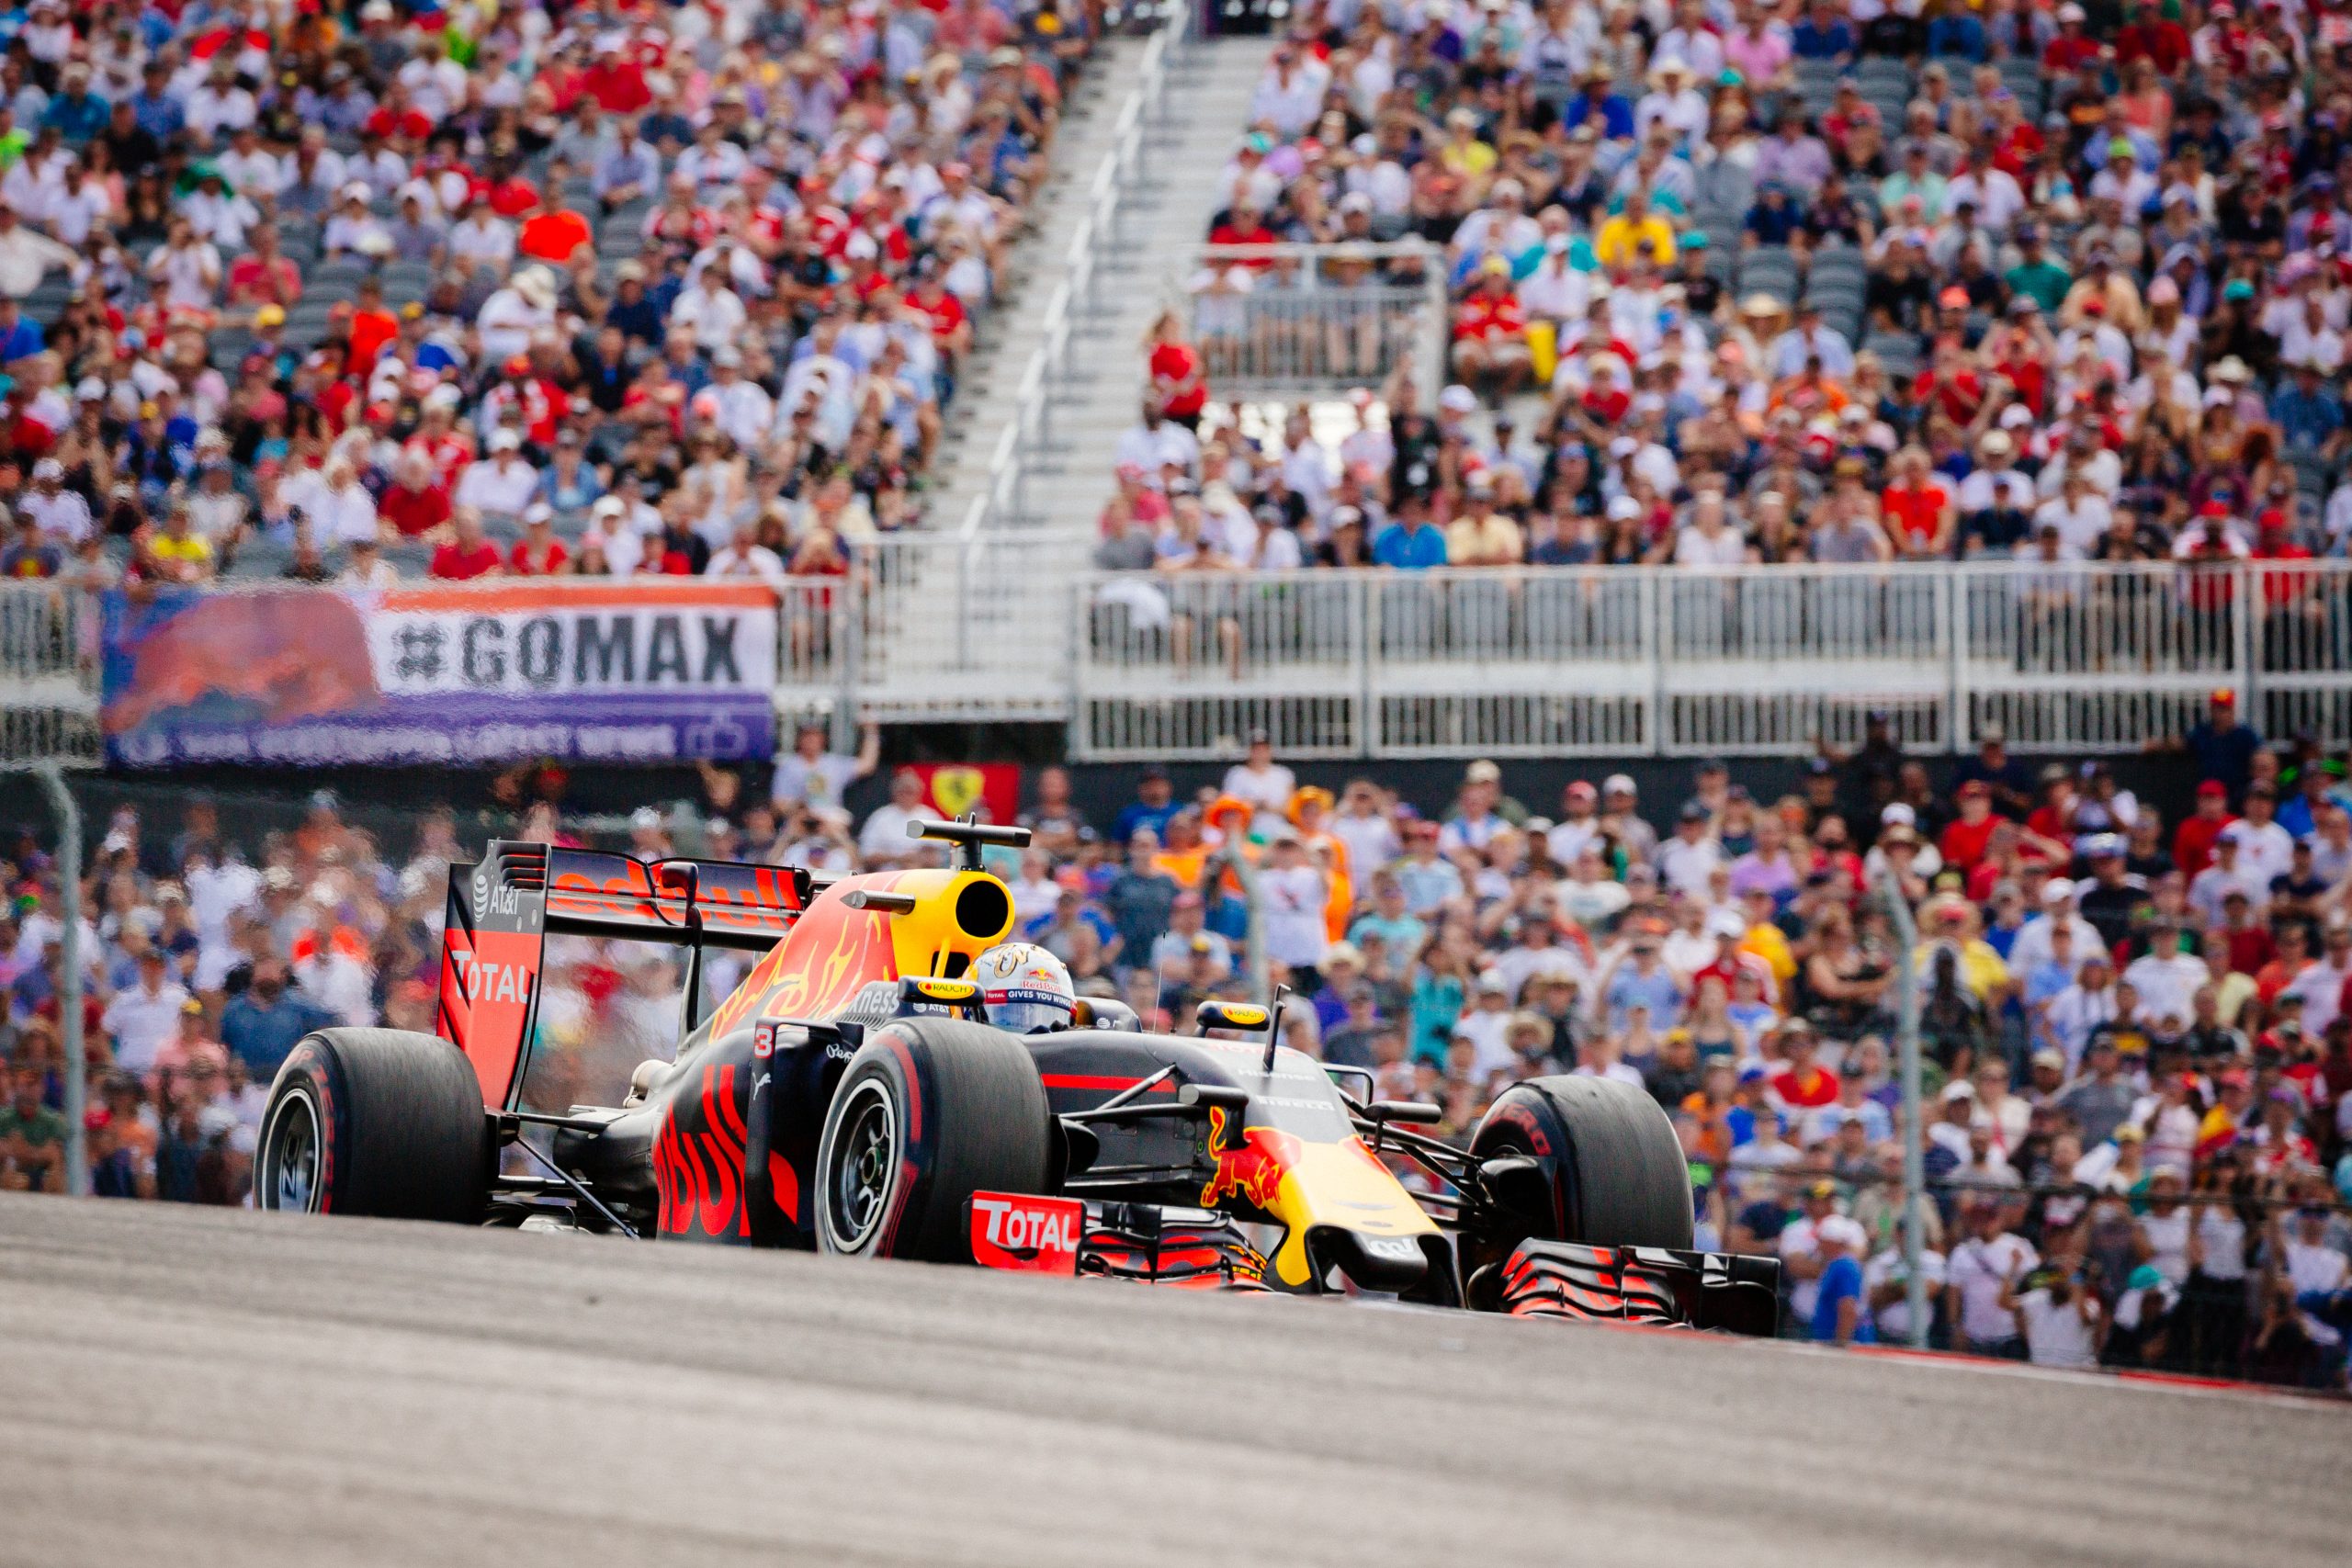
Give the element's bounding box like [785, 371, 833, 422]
[3, 1196, 2344, 1568]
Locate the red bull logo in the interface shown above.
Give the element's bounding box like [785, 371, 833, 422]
[1198, 1113, 1303, 1214]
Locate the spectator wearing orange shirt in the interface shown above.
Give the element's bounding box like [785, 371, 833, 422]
[1452, 256, 1530, 397]
[518, 197, 595, 266]
[346, 276, 400, 371]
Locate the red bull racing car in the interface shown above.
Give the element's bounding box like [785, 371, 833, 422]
[253, 818, 1780, 1332]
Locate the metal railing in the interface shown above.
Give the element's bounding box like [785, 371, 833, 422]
[0, 581, 100, 767]
[1069, 559, 2352, 760]
[17, 560, 2351, 769]
[1171, 242, 1448, 408]
[844, 13, 1191, 734]
[956, 13, 1185, 549]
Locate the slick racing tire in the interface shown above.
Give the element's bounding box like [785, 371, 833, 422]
[254, 1029, 492, 1223]
[813, 1017, 1052, 1264]
[1470, 1075, 1694, 1253]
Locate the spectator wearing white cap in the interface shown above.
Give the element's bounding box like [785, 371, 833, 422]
[142, 215, 221, 311]
[582, 496, 643, 579]
[2005, 875, 2102, 983]
[704, 513, 786, 587]
[704, 348, 774, 453]
[2188, 828, 2268, 928]
[669, 256, 747, 353]
[285, 457, 379, 548]
[447, 193, 518, 275]
[321, 181, 390, 260]
[1810, 1213, 1872, 1346]
[453, 431, 540, 523]
[21, 457, 91, 545]
[1599, 773, 1657, 864]
[476, 267, 558, 366]
[2004, 1249, 2104, 1370]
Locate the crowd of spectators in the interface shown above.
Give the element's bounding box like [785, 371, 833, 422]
[1098, 0, 2352, 591]
[8, 706, 2352, 1385]
[0, 0, 1107, 593]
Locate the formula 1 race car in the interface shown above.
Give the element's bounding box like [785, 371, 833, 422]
[253, 818, 1779, 1332]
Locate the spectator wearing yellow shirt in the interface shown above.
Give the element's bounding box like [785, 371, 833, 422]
[1443, 478, 1525, 565]
[1436, 106, 1497, 188]
[1916, 894, 2014, 1003]
[1596, 187, 1678, 269]
[142, 504, 217, 584]
[1736, 886, 1798, 988]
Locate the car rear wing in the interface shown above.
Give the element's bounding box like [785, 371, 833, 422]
[436, 840, 810, 1110]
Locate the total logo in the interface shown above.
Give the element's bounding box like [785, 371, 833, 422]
[967, 1191, 1085, 1275]
[451, 951, 533, 1004]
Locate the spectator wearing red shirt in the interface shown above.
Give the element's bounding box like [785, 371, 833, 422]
[508, 504, 571, 577]
[379, 452, 452, 537]
[1769, 1019, 1842, 1109]
[1207, 201, 1277, 266]
[1453, 258, 1531, 396]
[2041, 4, 2103, 72]
[476, 167, 541, 220]
[1939, 781, 2000, 872]
[429, 511, 504, 581]
[581, 42, 652, 114]
[224, 225, 302, 311]
[1880, 446, 1956, 558]
[910, 269, 971, 360]
[2252, 509, 2320, 616]
[2175, 780, 2238, 879]
[1146, 308, 1206, 428]
[2116, 1, 2191, 73]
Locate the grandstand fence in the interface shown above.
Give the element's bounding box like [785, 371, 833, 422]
[1070, 559, 2352, 760]
[17, 559, 2351, 769]
[1170, 242, 1449, 410]
[0, 581, 100, 768]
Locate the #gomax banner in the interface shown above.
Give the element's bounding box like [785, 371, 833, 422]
[102, 581, 780, 767]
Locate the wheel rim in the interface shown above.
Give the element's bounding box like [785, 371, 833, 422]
[826, 1079, 899, 1250]
[261, 1089, 322, 1213]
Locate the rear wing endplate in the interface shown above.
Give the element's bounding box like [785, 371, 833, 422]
[435, 841, 809, 1110]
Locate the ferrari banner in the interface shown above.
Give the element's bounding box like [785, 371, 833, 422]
[100, 581, 778, 767]
[900, 762, 1021, 824]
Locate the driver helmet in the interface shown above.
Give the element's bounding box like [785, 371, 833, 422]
[971, 942, 1076, 1034]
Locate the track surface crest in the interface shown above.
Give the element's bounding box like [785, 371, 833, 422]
[2, 1196, 2341, 1567]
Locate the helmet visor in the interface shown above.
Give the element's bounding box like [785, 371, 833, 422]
[988, 987, 1073, 1035]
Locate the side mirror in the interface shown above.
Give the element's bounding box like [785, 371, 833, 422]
[1195, 999, 1270, 1033]
[1364, 1100, 1444, 1126]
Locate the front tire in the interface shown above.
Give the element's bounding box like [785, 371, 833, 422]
[254, 1029, 492, 1223]
[1469, 1075, 1694, 1258]
[813, 1017, 1052, 1263]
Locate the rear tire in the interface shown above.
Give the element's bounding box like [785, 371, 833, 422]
[254, 1029, 492, 1223]
[1470, 1075, 1693, 1252]
[813, 1017, 1052, 1263]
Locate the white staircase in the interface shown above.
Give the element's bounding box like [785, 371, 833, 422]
[841, 24, 1276, 727]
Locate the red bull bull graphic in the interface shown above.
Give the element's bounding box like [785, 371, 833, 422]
[100, 581, 776, 767]
[1198, 1112, 1301, 1214]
